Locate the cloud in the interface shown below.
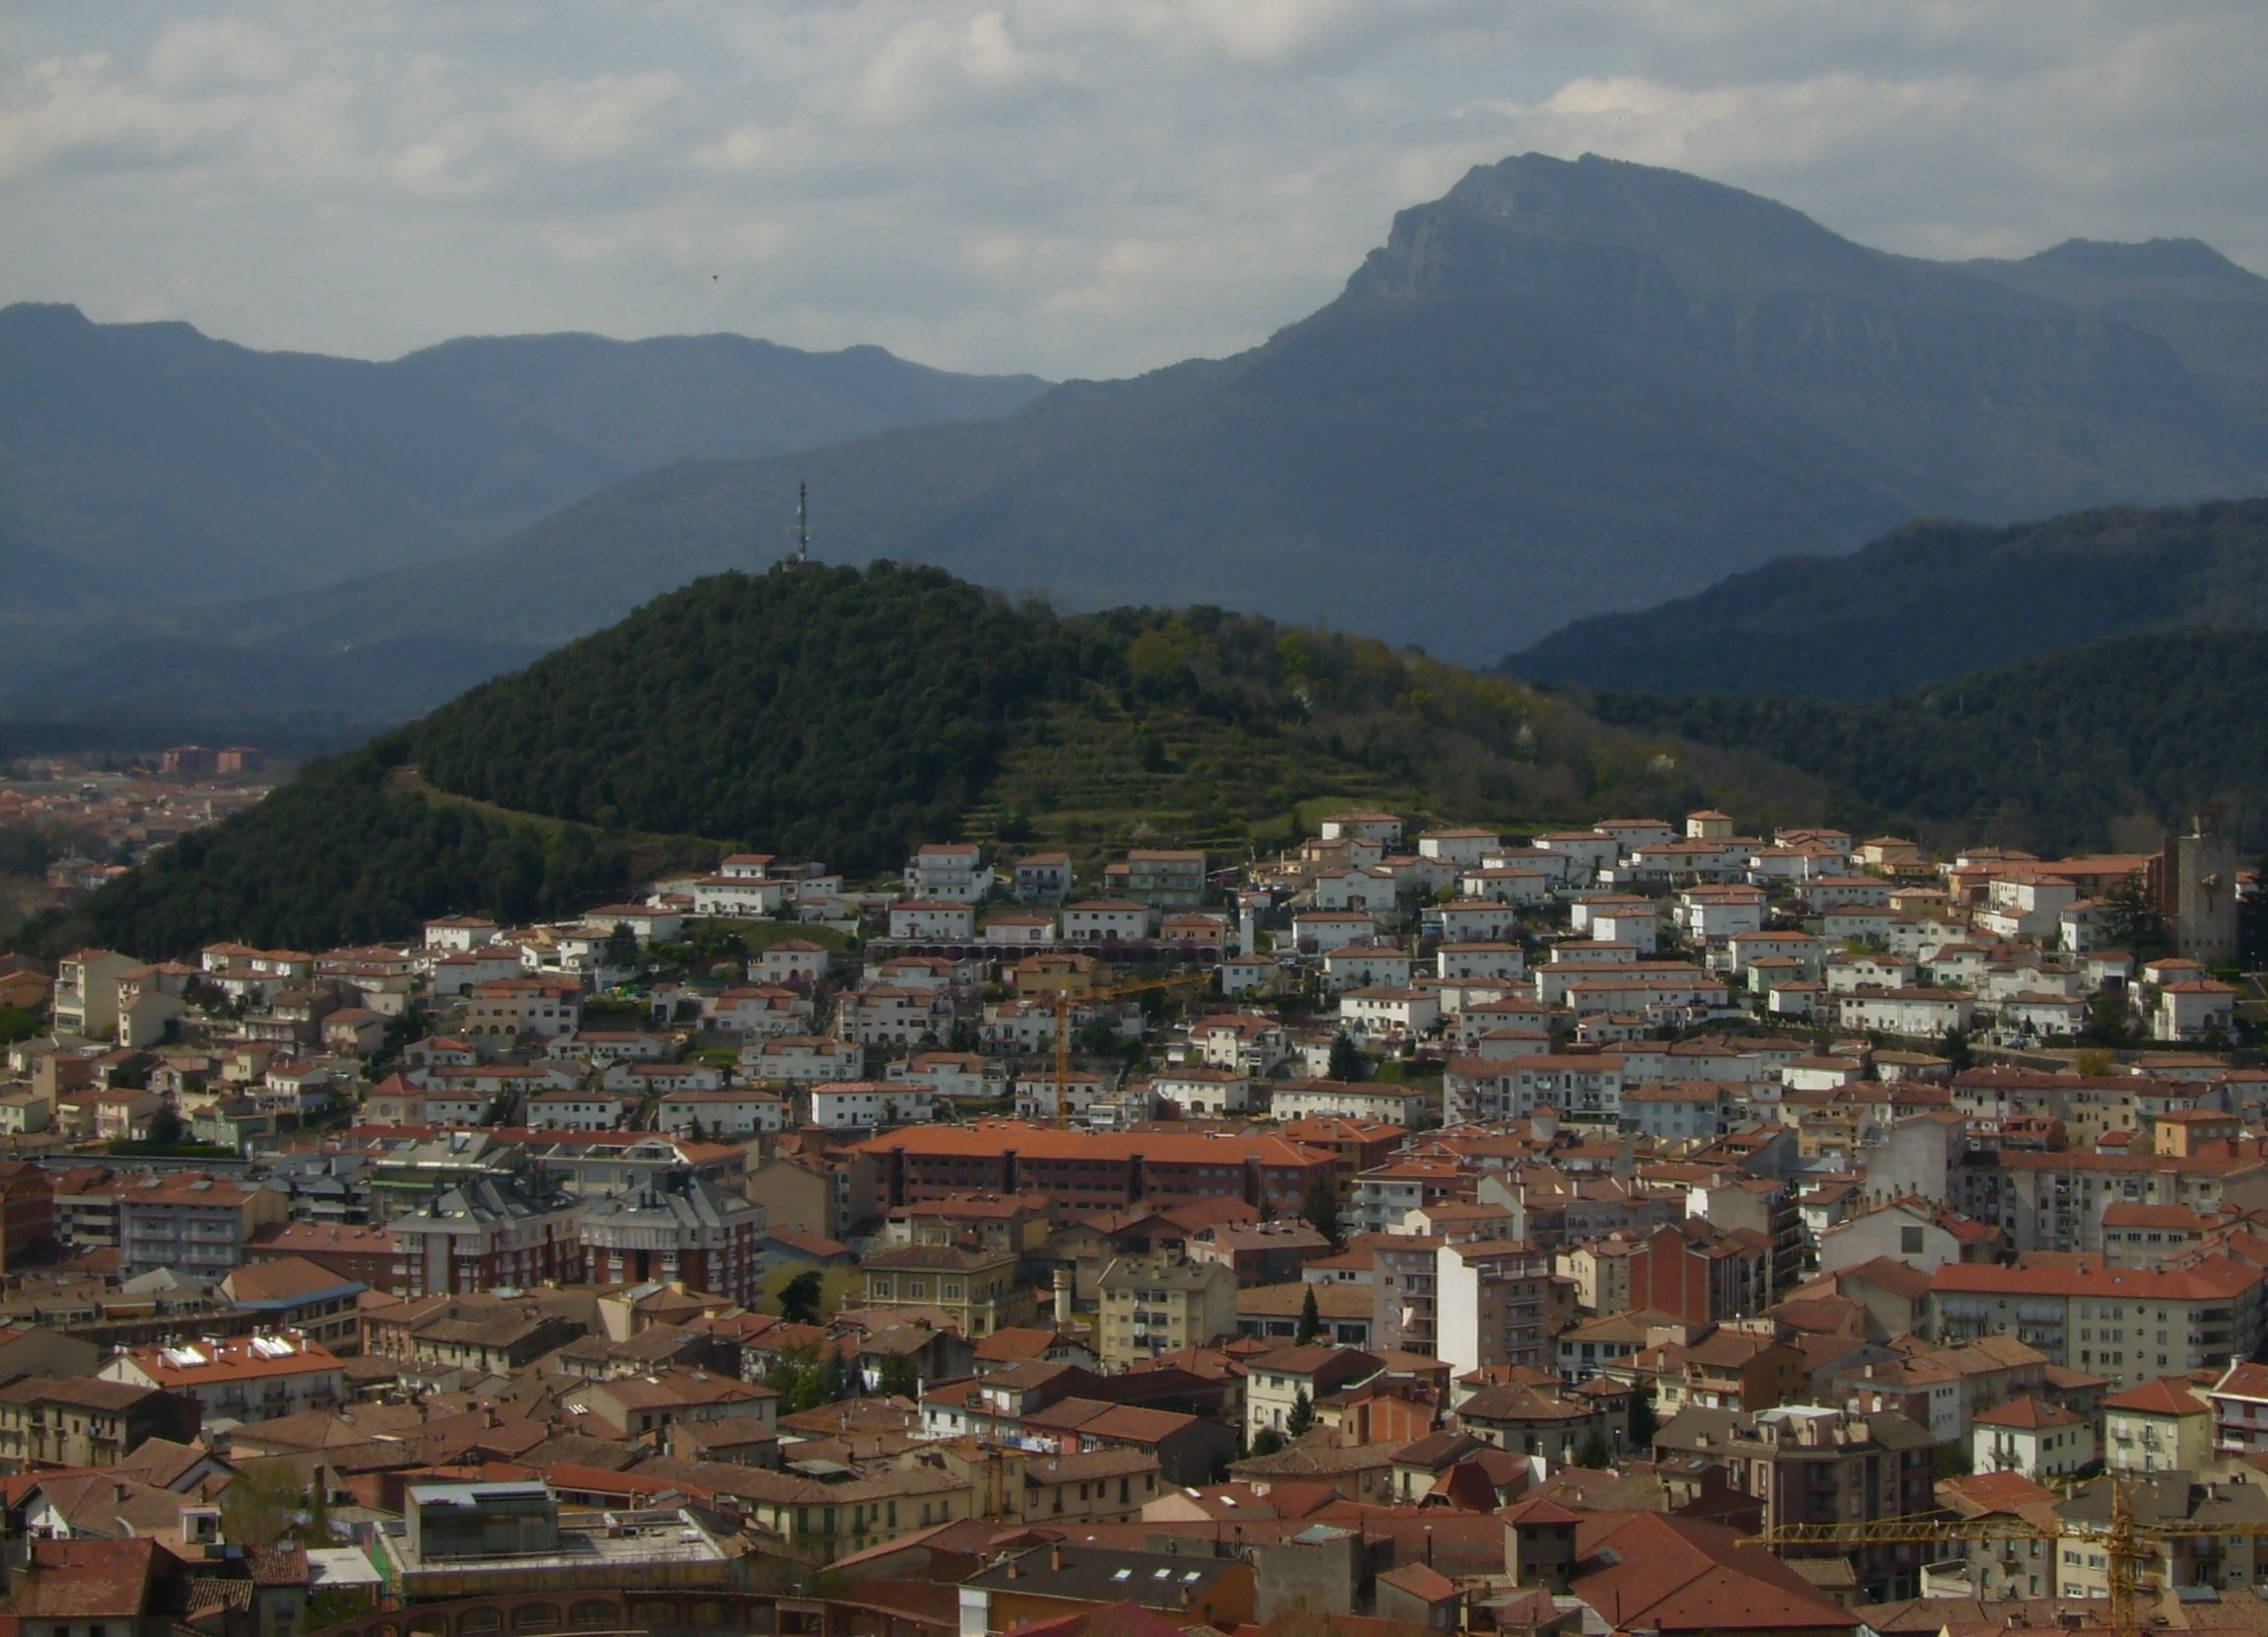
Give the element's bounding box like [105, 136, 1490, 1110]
[1, 0, 2264, 381]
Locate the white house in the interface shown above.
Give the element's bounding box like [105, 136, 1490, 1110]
[903, 842, 992, 902]
[887, 900, 978, 941]
[1436, 942, 1526, 983]
[751, 940, 830, 985]
[2156, 981, 2237, 1043]
[1436, 899, 1524, 943]
[1151, 1067, 1254, 1116]
[655, 1088, 788, 1137]
[1970, 1395, 2094, 1480]
[741, 1034, 864, 1085]
[1323, 940, 1416, 991]
[1337, 987, 1442, 1043]
[1416, 828, 1502, 868]
[1060, 899, 1154, 943]
[1837, 987, 1976, 1037]
[808, 1080, 935, 1128]
[1291, 911, 1380, 954]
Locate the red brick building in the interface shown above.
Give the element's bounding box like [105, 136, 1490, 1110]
[1626, 1220, 1773, 1324]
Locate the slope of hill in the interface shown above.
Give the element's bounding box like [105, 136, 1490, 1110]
[1578, 627, 2268, 853]
[0, 302, 1046, 633]
[185, 151, 2268, 704]
[1505, 499, 2268, 697]
[22, 561, 1831, 957]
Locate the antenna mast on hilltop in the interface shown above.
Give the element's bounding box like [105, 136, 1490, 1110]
[794, 479, 810, 564]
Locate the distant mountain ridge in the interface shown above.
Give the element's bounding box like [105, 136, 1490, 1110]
[130, 150, 2268, 718]
[0, 302, 1047, 670]
[1505, 498, 2268, 697]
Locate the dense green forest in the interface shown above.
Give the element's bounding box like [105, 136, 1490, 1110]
[1582, 627, 2268, 852]
[27, 560, 1829, 957]
[22, 743, 692, 957]
[1509, 499, 2268, 697]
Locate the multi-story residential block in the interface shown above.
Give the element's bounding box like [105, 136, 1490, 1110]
[578, 1171, 767, 1306]
[1971, 1394, 2094, 1479]
[102, 1331, 343, 1423]
[2102, 1376, 2214, 1473]
[114, 1172, 289, 1280]
[1242, 1345, 1382, 1442]
[1096, 1254, 1238, 1365]
[388, 1174, 587, 1297]
[1434, 1239, 1554, 1376]
[465, 977, 584, 1039]
[903, 842, 992, 902]
[2207, 1358, 2268, 1458]
[1928, 1258, 2266, 1388]
[1653, 1404, 1939, 1601]
[1952, 1148, 2268, 1255]
[1103, 849, 1207, 909]
[0, 1376, 200, 1469]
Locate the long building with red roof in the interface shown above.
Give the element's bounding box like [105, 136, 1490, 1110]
[855, 1120, 1338, 1211]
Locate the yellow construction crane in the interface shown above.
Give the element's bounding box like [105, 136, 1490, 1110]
[1750, 1476, 2268, 1635]
[1049, 966, 1216, 1126]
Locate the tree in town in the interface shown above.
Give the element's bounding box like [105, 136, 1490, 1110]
[1303, 1173, 1343, 1248]
[779, 1270, 825, 1325]
[1327, 1032, 1366, 1082]
[1285, 1389, 1314, 1440]
[1296, 1285, 1321, 1345]
[878, 1352, 921, 1400]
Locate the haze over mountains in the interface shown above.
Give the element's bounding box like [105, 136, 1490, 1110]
[12, 151, 2268, 720]
[0, 302, 1044, 675]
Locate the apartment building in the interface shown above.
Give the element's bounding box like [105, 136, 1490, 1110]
[1928, 1258, 2266, 1388]
[1653, 1404, 1939, 1601]
[1434, 1240, 1554, 1376]
[102, 1331, 344, 1423]
[1096, 1254, 1238, 1366]
[114, 1172, 289, 1280]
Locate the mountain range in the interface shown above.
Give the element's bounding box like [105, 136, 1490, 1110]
[13, 151, 2268, 722]
[0, 302, 1043, 677]
[1507, 498, 2268, 697]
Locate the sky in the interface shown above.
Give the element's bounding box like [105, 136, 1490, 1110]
[5, 2, 2267, 383]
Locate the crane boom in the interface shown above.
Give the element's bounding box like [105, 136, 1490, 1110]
[1049, 966, 1214, 1127]
[1746, 1476, 2268, 1635]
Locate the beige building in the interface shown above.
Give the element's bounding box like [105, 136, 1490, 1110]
[1096, 1253, 1239, 1366]
[2101, 1376, 2214, 1475]
[861, 1242, 1033, 1338]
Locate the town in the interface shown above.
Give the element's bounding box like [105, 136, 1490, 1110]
[0, 803, 2266, 1637]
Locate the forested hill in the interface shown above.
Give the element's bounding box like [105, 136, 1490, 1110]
[1506, 498, 2268, 697]
[1579, 627, 2268, 853]
[25, 561, 1834, 959]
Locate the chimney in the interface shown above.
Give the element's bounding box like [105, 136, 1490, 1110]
[1049, 1543, 1063, 1572]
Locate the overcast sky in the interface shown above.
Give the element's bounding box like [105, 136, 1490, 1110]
[5, 2, 2266, 382]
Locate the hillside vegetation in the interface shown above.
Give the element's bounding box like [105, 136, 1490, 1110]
[1509, 498, 2268, 697]
[27, 561, 1831, 957]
